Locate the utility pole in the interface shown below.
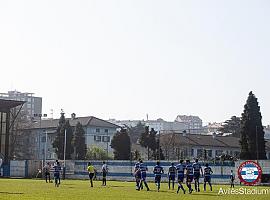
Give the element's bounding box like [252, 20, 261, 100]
[63, 129, 67, 179]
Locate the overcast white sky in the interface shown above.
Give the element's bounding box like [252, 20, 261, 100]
[0, 0, 269, 125]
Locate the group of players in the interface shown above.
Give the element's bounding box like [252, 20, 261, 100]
[43, 158, 230, 193]
[42, 160, 63, 187]
[134, 158, 213, 193]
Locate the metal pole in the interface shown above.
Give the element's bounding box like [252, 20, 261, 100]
[63, 129, 67, 180]
[106, 130, 109, 158]
[45, 130, 47, 163]
[64, 129, 66, 167]
[158, 130, 161, 160]
[256, 126, 259, 162]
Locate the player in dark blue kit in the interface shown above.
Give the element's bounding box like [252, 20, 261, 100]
[176, 160, 186, 194]
[193, 158, 203, 192]
[153, 161, 164, 192]
[53, 161, 61, 187]
[139, 160, 150, 191]
[134, 161, 142, 190]
[185, 160, 194, 194]
[203, 163, 213, 191]
[168, 162, 177, 190]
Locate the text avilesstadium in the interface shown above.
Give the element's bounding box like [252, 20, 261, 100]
[218, 187, 270, 195]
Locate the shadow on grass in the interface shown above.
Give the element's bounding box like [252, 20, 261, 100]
[0, 192, 24, 195]
[108, 185, 126, 188]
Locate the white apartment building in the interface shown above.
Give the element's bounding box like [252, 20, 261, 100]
[108, 118, 188, 132]
[175, 115, 203, 130]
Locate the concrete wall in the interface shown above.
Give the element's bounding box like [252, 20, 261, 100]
[4, 160, 269, 184]
[67, 160, 235, 184]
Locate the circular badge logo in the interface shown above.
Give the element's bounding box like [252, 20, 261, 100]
[238, 160, 262, 186]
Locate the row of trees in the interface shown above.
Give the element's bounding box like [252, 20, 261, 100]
[110, 125, 164, 160]
[51, 92, 267, 161]
[52, 113, 87, 160]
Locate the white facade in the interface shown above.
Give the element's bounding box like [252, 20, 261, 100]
[108, 118, 188, 131]
[175, 115, 203, 130]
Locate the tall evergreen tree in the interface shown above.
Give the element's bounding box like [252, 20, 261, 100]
[52, 113, 74, 160]
[72, 122, 86, 160]
[52, 113, 66, 159]
[111, 128, 131, 160]
[65, 120, 74, 159]
[240, 91, 267, 160]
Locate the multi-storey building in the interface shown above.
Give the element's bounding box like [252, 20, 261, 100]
[175, 115, 203, 130]
[0, 91, 42, 118]
[108, 118, 188, 132]
[17, 115, 120, 160]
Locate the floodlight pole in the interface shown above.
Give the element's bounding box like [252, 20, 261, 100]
[64, 129, 66, 166]
[63, 129, 67, 179]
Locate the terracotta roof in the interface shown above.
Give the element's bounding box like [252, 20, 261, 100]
[160, 133, 240, 148]
[26, 116, 120, 130]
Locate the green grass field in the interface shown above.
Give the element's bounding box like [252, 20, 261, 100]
[0, 178, 269, 200]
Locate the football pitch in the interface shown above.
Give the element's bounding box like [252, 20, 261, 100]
[0, 178, 269, 200]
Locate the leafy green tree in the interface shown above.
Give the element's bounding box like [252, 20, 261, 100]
[72, 122, 87, 160]
[85, 145, 111, 160]
[240, 91, 267, 160]
[218, 116, 241, 137]
[139, 127, 163, 160]
[132, 149, 141, 160]
[111, 128, 131, 160]
[140, 126, 150, 159]
[148, 128, 159, 159]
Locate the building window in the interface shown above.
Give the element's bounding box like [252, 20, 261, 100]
[102, 136, 110, 142]
[105, 129, 108, 133]
[206, 149, 212, 158]
[197, 149, 203, 158]
[215, 150, 223, 156]
[41, 136, 46, 143]
[191, 149, 194, 157]
[94, 135, 101, 142]
[96, 128, 100, 133]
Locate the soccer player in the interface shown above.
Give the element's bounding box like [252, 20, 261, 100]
[139, 160, 150, 191]
[176, 160, 186, 194]
[53, 160, 61, 184]
[153, 161, 164, 192]
[101, 161, 108, 186]
[134, 161, 142, 190]
[203, 163, 213, 191]
[53, 161, 61, 187]
[168, 162, 177, 190]
[185, 160, 194, 194]
[87, 162, 95, 187]
[43, 162, 51, 183]
[193, 158, 203, 192]
[230, 170, 235, 188]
